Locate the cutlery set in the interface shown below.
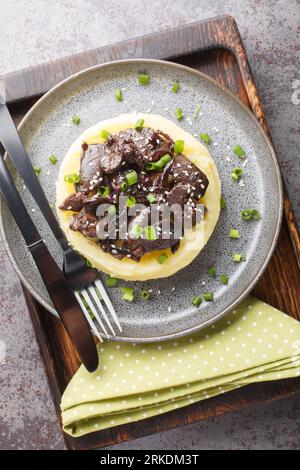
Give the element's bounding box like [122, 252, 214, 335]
[0, 97, 121, 372]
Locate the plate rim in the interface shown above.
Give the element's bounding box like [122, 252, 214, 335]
[0, 58, 283, 342]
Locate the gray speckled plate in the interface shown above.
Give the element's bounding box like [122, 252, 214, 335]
[0, 59, 282, 342]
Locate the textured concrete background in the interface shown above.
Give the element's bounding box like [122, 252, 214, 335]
[0, 0, 299, 450]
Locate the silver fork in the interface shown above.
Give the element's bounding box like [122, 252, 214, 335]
[0, 98, 122, 340]
[74, 279, 122, 342]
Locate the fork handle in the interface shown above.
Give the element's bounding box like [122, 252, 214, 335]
[0, 152, 99, 372]
[0, 150, 41, 246]
[0, 102, 69, 250]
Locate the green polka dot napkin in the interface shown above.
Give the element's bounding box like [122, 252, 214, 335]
[61, 296, 300, 437]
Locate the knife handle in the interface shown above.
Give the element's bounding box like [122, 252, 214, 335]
[0, 103, 69, 250]
[29, 241, 99, 372]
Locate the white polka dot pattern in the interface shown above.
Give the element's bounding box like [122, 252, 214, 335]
[61, 296, 300, 437]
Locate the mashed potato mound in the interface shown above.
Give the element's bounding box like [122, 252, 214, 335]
[56, 113, 221, 281]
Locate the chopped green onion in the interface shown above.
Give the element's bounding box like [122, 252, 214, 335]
[200, 133, 212, 144]
[49, 154, 58, 164]
[120, 181, 128, 192]
[220, 196, 227, 209]
[98, 186, 110, 197]
[172, 81, 180, 93]
[192, 295, 202, 307]
[64, 173, 80, 184]
[126, 195, 136, 208]
[229, 229, 240, 239]
[141, 289, 150, 300]
[147, 194, 157, 204]
[251, 209, 261, 221]
[220, 274, 229, 285]
[101, 129, 111, 140]
[82, 297, 94, 319]
[241, 209, 253, 220]
[175, 108, 184, 121]
[71, 114, 80, 125]
[203, 292, 214, 301]
[115, 88, 123, 101]
[85, 259, 92, 267]
[125, 170, 138, 186]
[33, 165, 41, 176]
[233, 253, 246, 263]
[106, 276, 118, 287]
[231, 167, 243, 181]
[233, 144, 245, 159]
[144, 225, 157, 241]
[157, 253, 168, 264]
[108, 204, 116, 216]
[193, 104, 201, 119]
[94, 286, 102, 300]
[174, 139, 185, 154]
[138, 73, 150, 85]
[121, 287, 134, 302]
[145, 154, 171, 171]
[130, 224, 143, 239]
[208, 266, 217, 278]
[135, 118, 144, 130]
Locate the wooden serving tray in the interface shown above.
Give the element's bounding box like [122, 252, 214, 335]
[2, 15, 300, 450]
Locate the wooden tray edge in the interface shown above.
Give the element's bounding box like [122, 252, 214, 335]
[6, 15, 300, 449]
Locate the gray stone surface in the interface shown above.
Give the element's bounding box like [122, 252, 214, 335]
[0, 0, 299, 450]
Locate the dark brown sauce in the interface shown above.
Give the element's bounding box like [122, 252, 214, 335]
[59, 127, 209, 261]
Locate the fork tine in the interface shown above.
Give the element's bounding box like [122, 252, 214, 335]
[94, 279, 122, 332]
[81, 289, 110, 339]
[88, 285, 116, 336]
[74, 291, 103, 342]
